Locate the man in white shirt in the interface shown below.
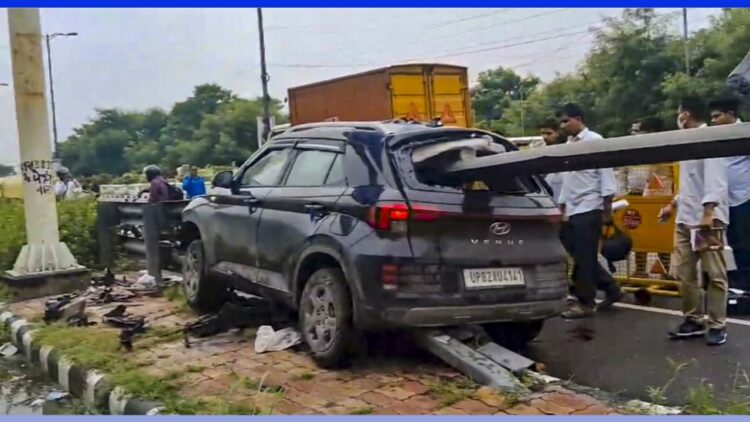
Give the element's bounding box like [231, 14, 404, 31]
[660, 97, 729, 346]
[539, 119, 565, 202]
[709, 96, 750, 291]
[556, 103, 622, 319]
[53, 167, 81, 201]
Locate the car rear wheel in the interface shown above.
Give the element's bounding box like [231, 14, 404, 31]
[299, 267, 354, 368]
[183, 239, 228, 313]
[482, 320, 545, 351]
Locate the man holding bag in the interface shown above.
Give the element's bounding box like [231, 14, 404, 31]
[557, 103, 622, 319]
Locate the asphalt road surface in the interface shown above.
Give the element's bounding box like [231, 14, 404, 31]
[529, 297, 750, 407]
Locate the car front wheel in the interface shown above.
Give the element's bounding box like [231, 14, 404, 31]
[299, 267, 354, 368]
[183, 239, 228, 313]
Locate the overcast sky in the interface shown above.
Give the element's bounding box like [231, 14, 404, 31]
[0, 8, 721, 166]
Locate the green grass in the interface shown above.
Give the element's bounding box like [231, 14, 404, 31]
[0, 283, 15, 303]
[164, 286, 184, 302]
[351, 407, 374, 415]
[0, 323, 10, 343]
[645, 358, 750, 415]
[31, 324, 282, 414]
[293, 372, 315, 381]
[427, 377, 477, 407]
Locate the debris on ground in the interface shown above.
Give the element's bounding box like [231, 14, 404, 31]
[91, 268, 116, 287]
[86, 280, 139, 304]
[29, 398, 46, 408]
[624, 399, 682, 415]
[101, 305, 148, 352]
[66, 314, 95, 327]
[102, 305, 146, 330]
[183, 296, 290, 347]
[45, 390, 70, 402]
[43, 295, 86, 324]
[134, 271, 157, 290]
[0, 343, 18, 357]
[254, 325, 301, 353]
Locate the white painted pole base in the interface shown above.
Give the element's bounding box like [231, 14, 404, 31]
[7, 242, 83, 277]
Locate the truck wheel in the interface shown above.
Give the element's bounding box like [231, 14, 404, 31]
[482, 320, 545, 352]
[183, 239, 228, 313]
[299, 267, 354, 368]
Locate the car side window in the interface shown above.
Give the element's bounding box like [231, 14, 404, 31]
[240, 148, 291, 187]
[284, 150, 340, 187]
[325, 153, 345, 185]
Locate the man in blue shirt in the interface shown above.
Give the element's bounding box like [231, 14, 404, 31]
[709, 96, 749, 290]
[182, 166, 206, 199]
[556, 103, 622, 319]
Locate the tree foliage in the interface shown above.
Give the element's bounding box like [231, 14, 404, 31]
[474, 8, 750, 138]
[60, 84, 286, 176]
[0, 164, 15, 177]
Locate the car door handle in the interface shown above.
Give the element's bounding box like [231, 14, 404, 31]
[243, 198, 260, 206]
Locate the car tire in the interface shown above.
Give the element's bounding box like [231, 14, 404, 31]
[182, 239, 228, 313]
[482, 320, 545, 351]
[299, 267, 354, 368]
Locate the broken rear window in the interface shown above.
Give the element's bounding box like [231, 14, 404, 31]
[402, 135, 541, 195]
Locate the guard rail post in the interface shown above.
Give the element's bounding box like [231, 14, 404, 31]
[142, 203, 163, 284]
[96, 202, 120, 270]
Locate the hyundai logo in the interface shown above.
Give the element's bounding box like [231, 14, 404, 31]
[490, 222, 511, 236]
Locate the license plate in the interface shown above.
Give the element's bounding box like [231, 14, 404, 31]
[463, 267, 525, 289]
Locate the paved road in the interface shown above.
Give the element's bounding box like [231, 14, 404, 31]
[528, 297, 750, 407]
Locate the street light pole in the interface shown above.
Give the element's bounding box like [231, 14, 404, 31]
[682, 8, 690, 77]
[44, 32, 77, 161]
[256, 8, 271, 143]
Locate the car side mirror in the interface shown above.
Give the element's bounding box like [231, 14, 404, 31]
[212, 171, 233, 188]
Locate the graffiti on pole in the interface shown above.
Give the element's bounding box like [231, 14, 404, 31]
[20, 160, 54, 195]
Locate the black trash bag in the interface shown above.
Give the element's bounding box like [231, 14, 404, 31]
[600, 224, 633, 264]
[727, 49, 750, 106]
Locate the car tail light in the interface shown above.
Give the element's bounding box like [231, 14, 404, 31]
[367, 202, 442, 231]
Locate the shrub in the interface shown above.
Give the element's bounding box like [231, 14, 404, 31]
[0, 197, 99, 271]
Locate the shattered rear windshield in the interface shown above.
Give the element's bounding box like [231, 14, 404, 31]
[403, 135, 541, 194]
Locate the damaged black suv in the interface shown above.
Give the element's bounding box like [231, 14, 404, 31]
[180, 121, 567, 367]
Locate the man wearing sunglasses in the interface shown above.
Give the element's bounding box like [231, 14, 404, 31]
[556, 103, 622, 319]
[709, 96, 749, 293]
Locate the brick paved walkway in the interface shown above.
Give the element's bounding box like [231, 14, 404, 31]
[9, 292, 622, 415]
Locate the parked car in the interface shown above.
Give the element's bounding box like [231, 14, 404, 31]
[179, 121, 567, 367]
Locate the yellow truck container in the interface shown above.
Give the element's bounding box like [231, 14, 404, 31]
[288, 64, 473, 128]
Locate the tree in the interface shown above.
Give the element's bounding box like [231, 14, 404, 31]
[471, 67, 540, 134]
[0, 164, 15, 177]
[59, 84, 287, 176]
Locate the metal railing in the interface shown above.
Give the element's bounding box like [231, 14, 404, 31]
[97, 199, 188, 283]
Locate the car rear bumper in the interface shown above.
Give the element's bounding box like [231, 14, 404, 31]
[357, 298, 565, 329]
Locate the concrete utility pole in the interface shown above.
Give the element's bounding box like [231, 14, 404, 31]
[257, 8, 271, 143]
[4, 9, 84, 293]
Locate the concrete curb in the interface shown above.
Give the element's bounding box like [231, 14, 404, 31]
[0, 308, 163, 415]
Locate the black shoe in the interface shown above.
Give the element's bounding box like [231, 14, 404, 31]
[597, 289, 623, 311]
[668, 320, 706, 339]
[706, 328, 727, 346]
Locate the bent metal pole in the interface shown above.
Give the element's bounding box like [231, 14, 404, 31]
[6, 8, 80, 276]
